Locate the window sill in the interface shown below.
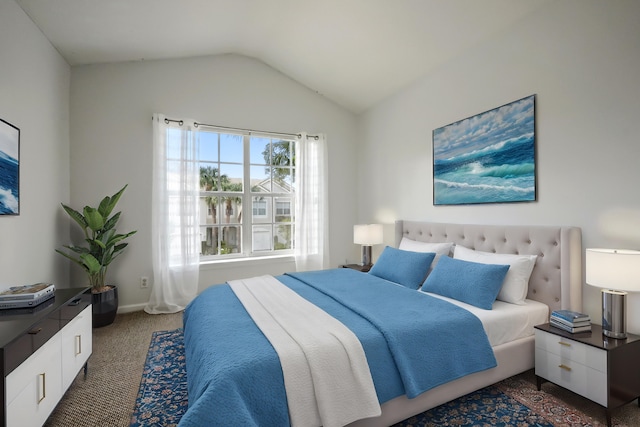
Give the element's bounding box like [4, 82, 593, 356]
[199, 254, 295, 270]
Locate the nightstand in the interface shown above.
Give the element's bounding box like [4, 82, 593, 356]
[534, 323, 640, 427]
[340, 263, 372, 272]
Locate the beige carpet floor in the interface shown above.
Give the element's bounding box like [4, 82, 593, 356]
[43, 310, 640, 426]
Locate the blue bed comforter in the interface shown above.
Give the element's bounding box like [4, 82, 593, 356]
[180, 268, 496, 427]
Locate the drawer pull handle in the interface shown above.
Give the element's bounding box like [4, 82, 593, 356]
[558, 341, 571, 347]
[28, 328, 42, 335]
[38, 373, 46, 403]
[76, 334, 82, 355]
[558, 364, 572, 372]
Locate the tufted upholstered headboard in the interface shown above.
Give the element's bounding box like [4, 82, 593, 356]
[395, 221, 583, 313]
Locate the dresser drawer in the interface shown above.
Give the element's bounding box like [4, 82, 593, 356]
[4, 314, 61, 376]
[61, 305, 92, 390]
[534, 329, 606, 371]
[535, 346, 607, 405]
[6, 331, 63, 427]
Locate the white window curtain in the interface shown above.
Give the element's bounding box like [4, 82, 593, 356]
[294, 133, 329, 271]
[145, 114, 200, 314]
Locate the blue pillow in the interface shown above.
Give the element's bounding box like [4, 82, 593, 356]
[421, 256, 509, 310]
[369, 246, 436, 289]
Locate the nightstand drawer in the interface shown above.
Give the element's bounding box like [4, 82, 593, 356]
[535, 346, 607, 405]
[535, 329, 606, 371]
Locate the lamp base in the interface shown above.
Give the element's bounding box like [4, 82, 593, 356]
[361, 245, 373, 266]
[602, 289, 627, 339]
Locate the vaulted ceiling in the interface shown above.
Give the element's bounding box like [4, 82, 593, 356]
[16, 0, 552, 113]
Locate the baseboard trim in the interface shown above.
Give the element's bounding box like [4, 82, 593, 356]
[117, 303, 147, 314]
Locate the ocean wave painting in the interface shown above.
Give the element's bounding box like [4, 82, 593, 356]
[0, 119, 20, 215]
[433, 95, 536, 205]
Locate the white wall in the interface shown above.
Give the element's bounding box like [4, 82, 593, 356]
[70, 54, 358, 311]
[0, 1, 71, 288]
[358, 0, 640, 332]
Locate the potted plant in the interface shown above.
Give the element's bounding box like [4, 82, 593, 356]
[56, 185, 137, 327]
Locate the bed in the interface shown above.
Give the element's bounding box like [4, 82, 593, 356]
[181, 221, 582, 427]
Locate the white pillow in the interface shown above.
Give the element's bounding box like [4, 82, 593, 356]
[453, 245, 537, 305]
[398, 238, 453, 269]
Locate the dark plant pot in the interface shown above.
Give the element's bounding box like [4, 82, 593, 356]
[92, 285, 118, 328]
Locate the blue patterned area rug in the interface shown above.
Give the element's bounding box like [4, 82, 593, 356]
[130, 329, 598, 427]
[130, 329, 188, 427]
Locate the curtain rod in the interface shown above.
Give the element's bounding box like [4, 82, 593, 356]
[160, 117, 319, 140]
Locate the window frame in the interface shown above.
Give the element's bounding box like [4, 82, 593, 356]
[198, 130, 296, 262]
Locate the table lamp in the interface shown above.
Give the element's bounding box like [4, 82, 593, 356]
[353, 224, 383, 266]
[586, 248, 640, 339]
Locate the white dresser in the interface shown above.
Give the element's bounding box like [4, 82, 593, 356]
[0, 288, 91, 427]
[535, 323, 640, 427]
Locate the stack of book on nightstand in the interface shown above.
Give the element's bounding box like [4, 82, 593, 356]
[550, 309, 591, 333]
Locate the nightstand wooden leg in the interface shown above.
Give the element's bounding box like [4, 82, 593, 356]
[605, 409, 612, 427]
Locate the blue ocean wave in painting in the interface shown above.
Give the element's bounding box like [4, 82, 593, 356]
[0, 150, 19, 214]
[434, 133, 535, 205]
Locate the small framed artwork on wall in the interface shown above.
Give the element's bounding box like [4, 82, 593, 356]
[0, 118, 20, 215]
[432, 95, 536, 205]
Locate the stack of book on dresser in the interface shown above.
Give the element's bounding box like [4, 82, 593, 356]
[550, 309, 591, 333]
[0, 283, 55, 310]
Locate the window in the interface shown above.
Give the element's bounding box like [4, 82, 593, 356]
[151, 114, 326, 312]
[252, 200, 267, 217]
[199, 130, 295, 259]
[275, 200, 291, 216]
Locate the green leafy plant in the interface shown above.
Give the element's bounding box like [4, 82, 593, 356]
[56, 185, 137, 293]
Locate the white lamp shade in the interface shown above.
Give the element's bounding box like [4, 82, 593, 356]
[586, 248, 640, 292]
[353, 224, 383, 245]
